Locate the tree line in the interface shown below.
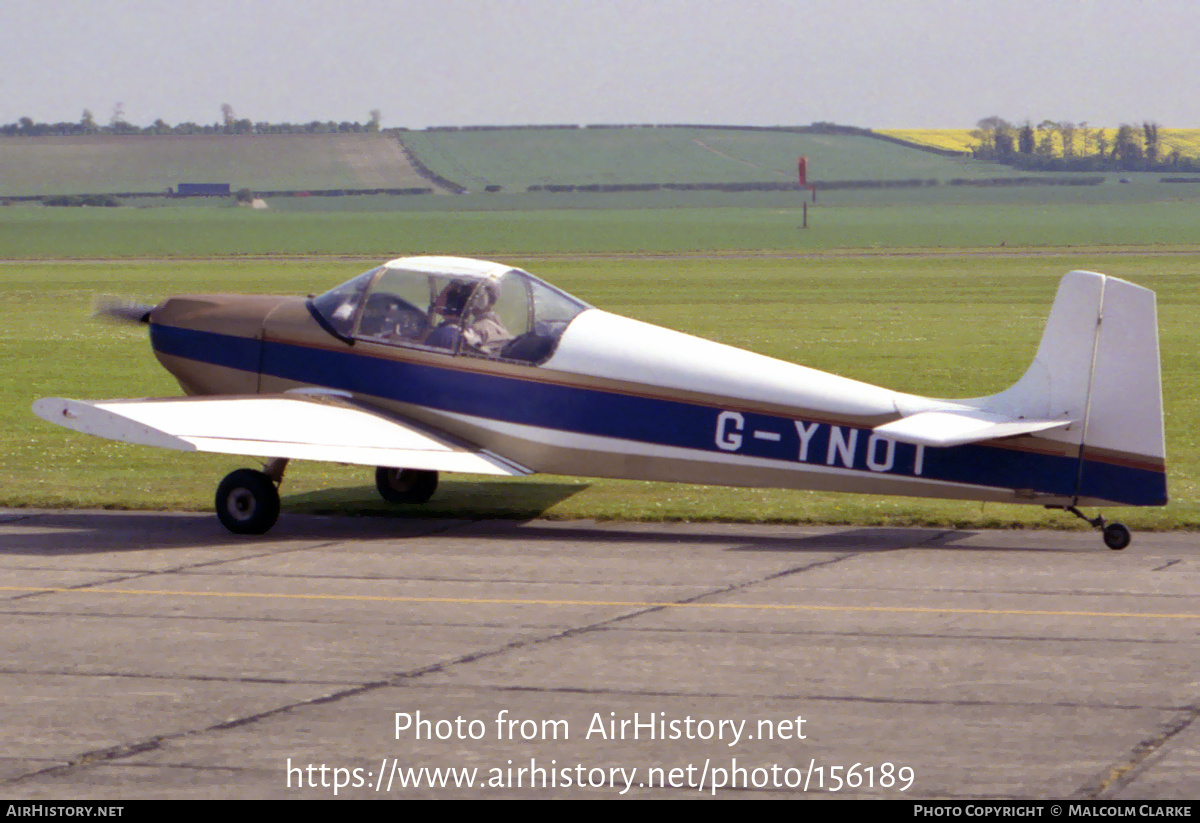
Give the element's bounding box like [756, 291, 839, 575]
[971, 117, 1199, 172]
[0, 105, 384, 137]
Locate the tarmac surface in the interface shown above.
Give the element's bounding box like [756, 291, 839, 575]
[0, 508, 1196, 799]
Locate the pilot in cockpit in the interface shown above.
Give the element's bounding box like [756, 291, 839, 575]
[424, 281, 471, 349]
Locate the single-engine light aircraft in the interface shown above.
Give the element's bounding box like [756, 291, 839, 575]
[33, 257, 1166, 549]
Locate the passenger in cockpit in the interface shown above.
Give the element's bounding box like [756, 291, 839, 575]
[461, 282, 512, 355]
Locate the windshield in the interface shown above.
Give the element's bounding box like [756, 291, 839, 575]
[309, 268, 377, 338]
[308, 262, 589, 364]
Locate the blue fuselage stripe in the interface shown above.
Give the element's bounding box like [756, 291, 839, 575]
[151, 324, 261, 373]
[148, 324, 1168, 506]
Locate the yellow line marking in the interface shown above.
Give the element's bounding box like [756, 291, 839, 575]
[1, 586, 1197, 620]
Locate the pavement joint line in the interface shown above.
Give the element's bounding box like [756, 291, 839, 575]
[400, 681, 1186, 713]
[0, 664, 354, 686]
[1071, 703, 1200, 799]
[0, 604, 1182, 646]
[2, 573, 137, 603]
[2, 664, 1179, 715]
[10, 544, 329, 597]
[2, 584, 1197, 620]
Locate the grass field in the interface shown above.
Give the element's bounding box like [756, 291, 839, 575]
[3, 248, 1197, 531]
[253, 179, 1200, 212]
[399, 126, 1028, 190]
[5, 197, 1200, 257]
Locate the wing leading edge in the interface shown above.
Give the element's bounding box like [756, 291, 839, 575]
[31, 394, 532, 476]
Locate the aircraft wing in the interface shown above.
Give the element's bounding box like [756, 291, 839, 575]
[31, 394, 532, 476]
[872, 409, 1072, 448]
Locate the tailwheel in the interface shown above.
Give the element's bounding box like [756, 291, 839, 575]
[375, 467, 438, 504]
[1052, 505, 1132, 551]
[215, 468, 281, 535]
[1102, 522, 1132, 551]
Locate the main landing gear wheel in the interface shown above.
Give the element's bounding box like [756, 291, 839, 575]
[215, 469, 281, 535]
[375, 467, 438, 504]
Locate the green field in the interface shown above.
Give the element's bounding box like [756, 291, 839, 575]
[5, 198, 1200, 257]
[398, 126, 1024, 190]
[254, 176, 1200, 211]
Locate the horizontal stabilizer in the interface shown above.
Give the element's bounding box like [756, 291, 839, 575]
[872, 409, 1072, 448]
[32, 395, 532, 476]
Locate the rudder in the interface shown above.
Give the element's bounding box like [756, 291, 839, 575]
[1076, 273, 1167, 505]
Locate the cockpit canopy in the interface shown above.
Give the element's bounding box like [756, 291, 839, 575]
[308, 256, 590, 365]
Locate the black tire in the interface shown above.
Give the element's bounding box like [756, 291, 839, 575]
[1102, 522, 1131, 551]
[375, 467, 438, 504]
[215, 469, 281, 535]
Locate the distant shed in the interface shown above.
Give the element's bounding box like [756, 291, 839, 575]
[176, 183, 232, 197]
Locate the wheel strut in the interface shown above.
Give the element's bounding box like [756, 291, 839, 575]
[264, 457, 289, 484]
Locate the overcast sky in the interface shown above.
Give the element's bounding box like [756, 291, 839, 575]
[4, 0, 1198, 129]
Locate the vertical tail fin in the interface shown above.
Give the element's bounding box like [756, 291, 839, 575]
[987, 271, 1167, 505]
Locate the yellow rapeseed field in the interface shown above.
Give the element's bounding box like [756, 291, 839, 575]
[879, 129, 977, 154]
[879, 128, 1200, 159]
[1160, 128, 1200, 158]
